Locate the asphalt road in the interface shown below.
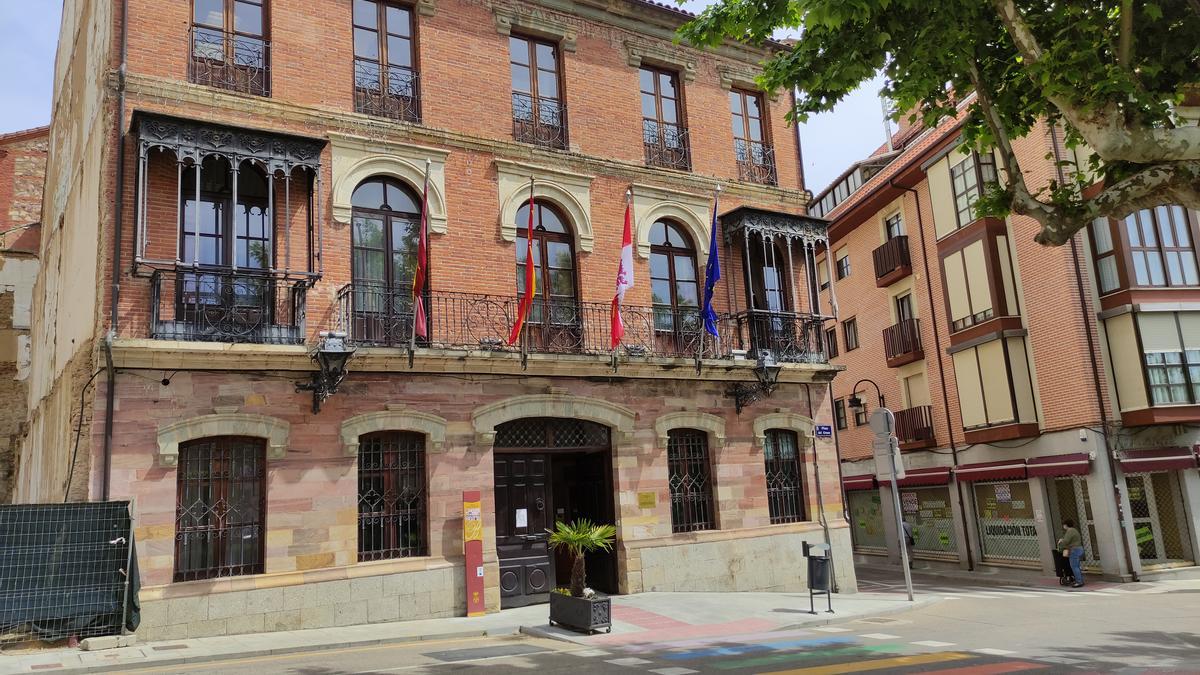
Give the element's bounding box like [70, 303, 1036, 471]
[103, 571, 1200, 674]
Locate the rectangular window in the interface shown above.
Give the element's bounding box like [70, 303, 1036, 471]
[764, 430, 807, 524]
[843, 317, 859, 351]
[1090, 216, 1121, 294]
[1124, 206, 1199, 288]
[973, 481, 1039, 563]
[509, 35, 566, 149]
[174, 436, 265, 582]
[641, 66, 691, 170]
[353, 0, 420, 123]
[358, 431, 427, 561]
[825, 327, 838, 358]
[836, 252, 850, 280]
[834, 398, 847, 430]
[730, 89, 776, 185]
[818, 258, 829, 290]
[885, 212, 904, 239]
[667, 429, 715, 532]
[854, 402, 868, 427]
[189, 0, 270, 96]
[1145, 350, 1200, 405]
[950, 152, 997, 228]
[895, 293, 914, 323]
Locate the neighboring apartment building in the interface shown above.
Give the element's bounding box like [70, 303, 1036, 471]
[17, 0, 850, 639]
[0, 126, 47, 502]
[817, 108, 1200, 583]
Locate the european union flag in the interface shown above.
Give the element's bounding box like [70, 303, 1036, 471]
[702, 189, 721, 337]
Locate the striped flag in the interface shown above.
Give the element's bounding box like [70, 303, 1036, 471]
[506, 179, 537, 346]
[610, 190, 634, 349]
[411, 160, 431, 340]
[702, 187, 722, 338]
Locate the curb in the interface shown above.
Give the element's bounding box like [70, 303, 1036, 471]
[24, 626, 524, 675]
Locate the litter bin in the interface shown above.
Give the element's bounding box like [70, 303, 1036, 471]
[802, 542, 834, 614]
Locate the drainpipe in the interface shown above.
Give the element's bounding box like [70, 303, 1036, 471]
[1048, 124, 1138, 581]
[890, 177, 975, 571]
[102, 0, 131, 501]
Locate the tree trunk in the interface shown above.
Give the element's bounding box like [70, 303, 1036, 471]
[570, 553, 587, 597]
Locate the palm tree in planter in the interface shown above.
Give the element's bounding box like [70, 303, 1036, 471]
[547, 519, 616, 634]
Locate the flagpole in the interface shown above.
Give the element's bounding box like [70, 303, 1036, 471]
[611, 187, 633, 370]
[699, 183, 722, 374]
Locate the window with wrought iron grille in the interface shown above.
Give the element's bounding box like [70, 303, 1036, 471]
[190, 0, 270, 96]
[510, 35, 567, 149]
[352, 0, 421, 123]
[667, 428, 715, 532]
[358, 431, 428, 561]
[763, 430, 807, 524]
[174, 436, 266, 582]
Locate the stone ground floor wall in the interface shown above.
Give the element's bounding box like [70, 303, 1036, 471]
[91, 362, 851, 638]
[841, 426, 1200, 582]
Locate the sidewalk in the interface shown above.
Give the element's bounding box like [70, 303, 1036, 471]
[2, 590, 937, 673]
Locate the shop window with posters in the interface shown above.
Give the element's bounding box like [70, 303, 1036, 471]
[900, 486, 958, 558]
[973, 481, 1040, 564]
[847, 490, 886, 553]
[1049, 476, 1101, 570]
[1125, 472, 1195, 567]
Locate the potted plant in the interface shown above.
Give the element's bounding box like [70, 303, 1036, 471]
[546, 518, 616, 634]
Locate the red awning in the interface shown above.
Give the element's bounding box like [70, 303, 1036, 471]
[894, 466, 952, 488]
[954, 460, 1028, 482]
[1119, 447, 1199, 473]
[1026, 453, 1092, 478]
[842, 474, 877, 491]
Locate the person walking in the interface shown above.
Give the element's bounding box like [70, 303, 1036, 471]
[1058, 518, 1085, 588]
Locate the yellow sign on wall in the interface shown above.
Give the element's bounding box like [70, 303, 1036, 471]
[464, 500, 483, 543]
[637, 492, 657, 509]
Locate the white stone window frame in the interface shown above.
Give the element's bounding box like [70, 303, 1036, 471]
[493, 7, 577, 52]
[329, 132, 450, 235]
[156, 412, 290, 468]
[653, 411, 726, 451]
[624, 39, 696, 82]
[340, 406, 449, 456]
[495, 159, 594, 253]
[751, 412, 815, 452]
[631, 183, 713, 260]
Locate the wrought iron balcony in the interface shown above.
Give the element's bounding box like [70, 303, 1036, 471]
[150, 268, 306, 344]
[734, 139, 777, 186]
[872, 235, 912, 287]
[895, 405, 935, 450]
[883, 318, 923, 367]
[354, 61, 420, 124]
[728, 309, 828, 364]
[511, 92, 568, 150]
[643, 120, 692, 171]
[335, 285, 722, 359]
[188, 28, 270, 97]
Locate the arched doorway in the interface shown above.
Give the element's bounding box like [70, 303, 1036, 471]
[492, 417, 616, 608]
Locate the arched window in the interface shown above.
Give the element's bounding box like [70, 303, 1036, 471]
[516, 200, 578, 327]
[174, 436, 266, 581]
[667, 428, 715, 533]
[350, 176, 423, 344]
[763, 429, 806, 524]
[650, 219, 700, 333]
[357, 431, 428, 560]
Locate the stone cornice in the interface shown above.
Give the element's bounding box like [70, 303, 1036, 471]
[109, 339, 842, 383]
[119, 74, 808, 208]
[624, 39, 697, 82]
[493, 5, 578, 52]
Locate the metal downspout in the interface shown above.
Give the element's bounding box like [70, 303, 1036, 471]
[103, 0, 131, 501]
[1048, 123, 1138, 581]
[890, 177, 974, 571]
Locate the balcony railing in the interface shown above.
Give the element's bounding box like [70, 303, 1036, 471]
[883, 318, 923, 366]
[734, 139, 777, 186]
[189, 28, 270, 97]
[728, 310, 827, 364]
[512, 92, 568, 150]
[354, 61, 420, 123]
[895, 405, 935, 449]
[872, 235, 912, 286]
[336, 285, 729, 359]
[643, 120, 692, 171]
[150, 268, 306, 345]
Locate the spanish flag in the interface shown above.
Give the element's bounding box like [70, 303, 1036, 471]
[506, 180, 536, 346]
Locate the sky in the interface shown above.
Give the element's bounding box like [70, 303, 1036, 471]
[0, 1, 886, 195]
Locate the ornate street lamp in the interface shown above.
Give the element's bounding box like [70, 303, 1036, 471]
[730, 349, 783, 414]
[847, 378, 885, 411]
[297, 331, 357, 413]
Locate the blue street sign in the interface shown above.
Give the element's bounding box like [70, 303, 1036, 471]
[815, 425, 832, 438]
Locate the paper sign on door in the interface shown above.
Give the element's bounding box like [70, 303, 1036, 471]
[515, 508, 528, 528]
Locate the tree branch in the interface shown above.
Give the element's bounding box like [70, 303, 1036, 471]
[990, 0, 1200, 163]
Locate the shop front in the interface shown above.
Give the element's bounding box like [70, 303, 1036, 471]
[956, 460, 1039, 566]
[894, 467, 958, 561]
[1030, 453, 1102, 570]
[1119, 448, 1198, 569]
[843, 475, 886, 555]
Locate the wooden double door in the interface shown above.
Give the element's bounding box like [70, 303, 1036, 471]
[493, 418, 615, 608]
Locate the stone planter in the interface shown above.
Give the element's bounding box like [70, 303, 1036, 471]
[548, 592, 612, 634]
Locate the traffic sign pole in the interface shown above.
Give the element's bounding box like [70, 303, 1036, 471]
[869, 407, 913, 602]
[889, 453, 914, 601]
